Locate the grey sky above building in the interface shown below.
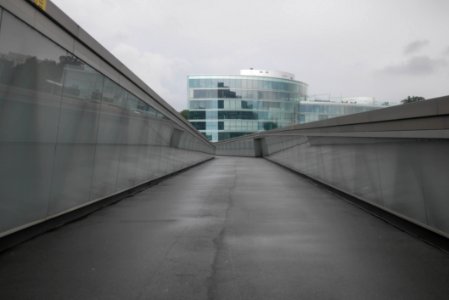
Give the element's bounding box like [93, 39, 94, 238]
[52, 0, 449, 111]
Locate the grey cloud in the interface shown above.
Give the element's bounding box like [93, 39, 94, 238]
[380, 55, 447, 76]
[444, 46, 449, 55]
[404, 40, 429, 55]
[52, 0, 449, 106]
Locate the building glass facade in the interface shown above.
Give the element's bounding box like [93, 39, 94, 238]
[299, 100, 384, 124]
[188, 70, 307, 142]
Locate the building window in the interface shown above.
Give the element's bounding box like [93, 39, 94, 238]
[191, 122, 206, 130]
[189, 111, 206, 120]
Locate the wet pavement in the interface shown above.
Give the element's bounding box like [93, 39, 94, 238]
[1, 156, 449, 299]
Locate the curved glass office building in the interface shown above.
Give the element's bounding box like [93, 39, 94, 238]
[188, 70, 307, 142]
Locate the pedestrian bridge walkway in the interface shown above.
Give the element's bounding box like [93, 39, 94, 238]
[1, 156, 448, 300]
[1, 1, 449, 299]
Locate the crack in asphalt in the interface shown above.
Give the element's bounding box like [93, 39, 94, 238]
[207, 162, 241, 300]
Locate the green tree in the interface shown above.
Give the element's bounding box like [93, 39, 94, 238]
[180, 109, 189, 119]
[401, 96, 425, 104]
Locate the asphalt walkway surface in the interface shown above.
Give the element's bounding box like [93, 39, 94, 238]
[1, 156, 449, 299]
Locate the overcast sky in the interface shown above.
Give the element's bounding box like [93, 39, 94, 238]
[52, 0, 449, 110]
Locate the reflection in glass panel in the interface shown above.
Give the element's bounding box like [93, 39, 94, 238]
[102, 78, 127, 107]
[62, 56, 103, 101]
[0, 7, 213, 235]
[0, 12, 66, 97]
[0, 10, 67, 143]
[0, 10, 73, 230]
[137, 99, 150, 113]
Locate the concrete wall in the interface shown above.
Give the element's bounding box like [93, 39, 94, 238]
[215, 96, 449, 238]
[215, 137, 257, 156]
[0, 1, 214, 237]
